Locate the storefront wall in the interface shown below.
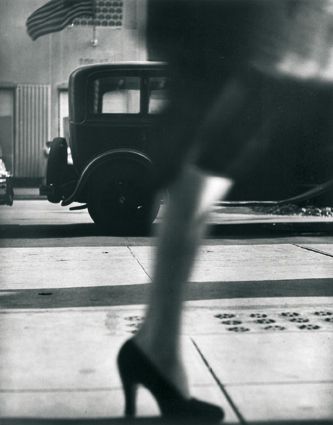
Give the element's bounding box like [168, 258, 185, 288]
[0, 0, 146, 179]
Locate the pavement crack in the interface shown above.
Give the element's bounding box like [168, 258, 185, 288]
[127, 246, 152, 280]
[190, 337, 246, 424]
[293, 243, 333, 259]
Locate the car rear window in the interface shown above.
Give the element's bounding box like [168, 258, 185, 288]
[148, 77, 169, 114]
[90, 76, 140, 114]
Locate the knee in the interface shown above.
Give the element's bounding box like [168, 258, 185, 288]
[167, 166, 233, 226]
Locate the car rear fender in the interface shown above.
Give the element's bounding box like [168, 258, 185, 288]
[61, 149, 153, 206]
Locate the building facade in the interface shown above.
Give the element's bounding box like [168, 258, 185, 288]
[0, 0, 147, 182]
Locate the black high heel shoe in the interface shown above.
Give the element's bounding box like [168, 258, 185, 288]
[117, 339, 224, 422]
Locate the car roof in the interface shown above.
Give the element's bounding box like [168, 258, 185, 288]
[70, 61, 167, 79]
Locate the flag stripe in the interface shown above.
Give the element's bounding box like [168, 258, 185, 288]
[27, 0, 92, 20]
[27, 1, 91, 25]
[26, 0, 93, 40]
[27, 2, 92, 27]
[27, 1, 65, 23]
[29, 16, 76, 40]
[30, 11, 89, 38]
[28, 6, 91, 29]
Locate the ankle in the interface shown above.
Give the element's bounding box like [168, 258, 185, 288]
[131, 336, 190, 398]
[133, 334, 179, 373]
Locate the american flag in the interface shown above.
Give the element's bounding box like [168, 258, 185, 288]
[26, 0, 94, 40]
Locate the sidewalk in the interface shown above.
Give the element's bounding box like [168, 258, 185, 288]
[8, 187, 333, 234]
[1, 240, 333, 423]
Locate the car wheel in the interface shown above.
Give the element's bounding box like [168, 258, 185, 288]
[87, 159, 160, 235]
[46, 137, 68, 203]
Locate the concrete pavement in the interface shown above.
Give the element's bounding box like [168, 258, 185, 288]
[1, 201, 333, 423]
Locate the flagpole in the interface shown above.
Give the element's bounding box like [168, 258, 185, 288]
[91, 0, 98, 47]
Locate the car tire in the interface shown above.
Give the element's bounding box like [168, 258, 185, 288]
[87, 158, 160, 235]
[46, 137, 68, 203]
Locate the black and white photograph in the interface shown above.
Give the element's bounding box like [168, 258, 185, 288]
[1, 0, 333, 423]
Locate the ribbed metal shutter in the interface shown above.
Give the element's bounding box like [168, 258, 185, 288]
[15, 84, 50, 178]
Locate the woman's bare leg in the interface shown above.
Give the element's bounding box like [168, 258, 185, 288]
[134, 165, 233, 396]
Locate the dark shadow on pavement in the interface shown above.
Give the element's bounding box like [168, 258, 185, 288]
[0, 419, 177, 425]
[1, 221, 333, 240]
[207, 222, 333, 238]
[1, 418, 332, 425]
[1, 278, 333, 309]
[0, 224, 152, 239]
[0, 418, 209, 425]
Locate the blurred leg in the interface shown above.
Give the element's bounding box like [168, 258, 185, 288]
[134, 165, 233, 396]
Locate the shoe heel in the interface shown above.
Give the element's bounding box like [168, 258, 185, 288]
[117, 339, 224, 421]
[118, 351, 137, 417]
[121, 374, 137, 417]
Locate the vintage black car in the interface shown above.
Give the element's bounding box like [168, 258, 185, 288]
[46, 61, 333, 232]
[46, 62, 168, 233]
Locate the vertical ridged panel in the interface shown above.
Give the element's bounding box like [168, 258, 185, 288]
[15, 84, 50, 178]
